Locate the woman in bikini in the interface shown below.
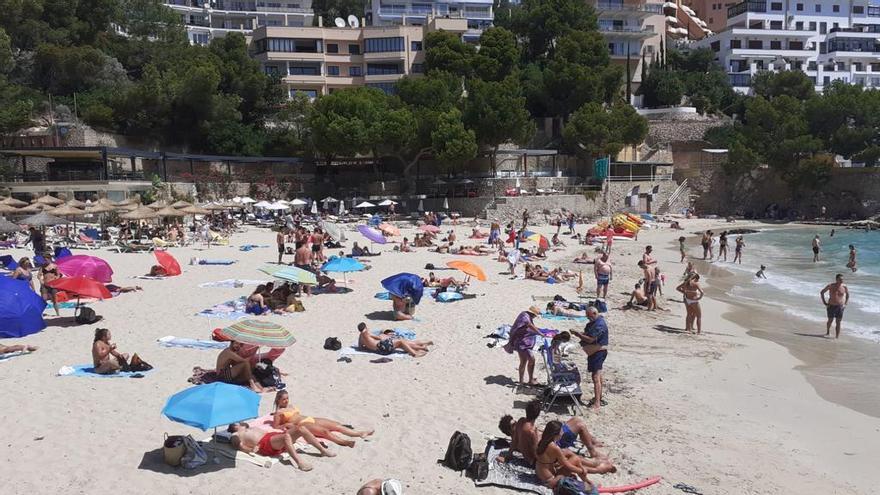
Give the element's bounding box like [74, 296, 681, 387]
[676, 274, 704, 334]
[534, 421, 592, 490]
[12, 257, 35, 291]
[38, 256, 62, 316]
[272, 390, 373, 447]
[246, 285, 270, 315]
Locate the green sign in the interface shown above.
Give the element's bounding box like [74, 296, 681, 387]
[594, 157, 609, 179]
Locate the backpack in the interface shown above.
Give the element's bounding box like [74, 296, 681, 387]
[323, 337, 342, 351]
[75, 306, 100, 324]
[554, 477, 590, 495]
[593, 299, 608, 313]
[465, 453, 488, 481]
[253, 359, 284, 389]
[438, 431, 473, 471]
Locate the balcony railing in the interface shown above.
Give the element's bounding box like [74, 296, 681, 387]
[599, 25, 655, 33]
[831, 25, 880, 34]
[728, 1, 766, 18]
[728, 73, 752, 86]
[596, 2, 663, 14]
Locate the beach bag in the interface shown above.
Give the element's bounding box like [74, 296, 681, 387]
[75, 306, 99, 324]
[593, 299, 608, 313]
[128, 354, 153, 372]
[438, 431, 473, 471]
[465, 453, 489, 481]
[323, 337, 342, 351]
[180, 435, 207, 469]
[253, 359, 284, 389]
[554, 476, 589, 495]
[163, 434, 186, 467]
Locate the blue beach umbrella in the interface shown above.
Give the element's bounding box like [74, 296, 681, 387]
[381, 272, 425, 305]
[162, 382, 260, 431]
[322, 256, 366, 287]
[0, 277, 47, 338]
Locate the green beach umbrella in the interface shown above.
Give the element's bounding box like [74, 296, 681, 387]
[218, 320, 296, 348]
[259, 265, 318, 285]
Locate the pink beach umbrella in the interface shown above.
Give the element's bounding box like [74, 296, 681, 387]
[57, 255, 114, 283]
[357, 225, 387, 245]
[419, 225, 440, 234]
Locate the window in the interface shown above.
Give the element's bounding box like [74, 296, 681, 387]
[823, 76, 830, 85]
[747, 39, 763, 49]
[808, 61, 817, 70]
[411, 63, 424, 73]
[837, 62, 846, 70]
[326, 43, 338, 53]
[349, 66, 363, 76]
[815, 4, 821, 12]
[192, 33, 209, 45]
[809, 21, 816, 30]
[853, 5, 864, 14]
[257, 38, 322, 53]
[365, 37, 404, 53]
[770, 40, 781, 49]
[290, 89, 318, 99]
[854, 62, 863, 71]
[367, 82, 397, 95]
[411, 41, 423, 51]
[770, 20, 783, 29]
[820, 22, 826, 34]
[795, 21, 803, 30]
[710, 40, 720, 52]
[367, 63, 402, 75]
[796, 3, 803, 10]
[326, 65, 340, 76]
[730, 39, 741, 49]
[289, 64, 320, 75]
[833, 4, 839, 12]
[264, 65, 280, 76]
[789, 41, 804, 50]
[770, 2, 782, 10]
[349, 44, 361, 55]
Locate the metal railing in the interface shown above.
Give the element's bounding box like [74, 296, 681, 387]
[728, 1, 766, 18]
[656, 178, 688, 215]
[596, 2, 663, 14]
[606, 173, 674, 181]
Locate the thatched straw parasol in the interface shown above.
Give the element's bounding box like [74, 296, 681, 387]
[51, 204, 87, 217]
[18, 203, 54, 214]
[85, 203, 116, 214]
[0, 217, 22, 233]
[147, 200, 169, 210]
[179, 205, 212, 215]
[171, 200, 193, 208]
[33, 194, 65, 206]
[201, 202, 227, 211]
[19, 211, 66, 226]
[119, 205, 159, 220]
[0, 204, 20, 215]
[65, 199, 87, 209]
[0, 197, 28, 207]
[155, 206, 186, 218]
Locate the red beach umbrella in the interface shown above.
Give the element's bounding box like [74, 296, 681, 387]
[154, 250, 182, 276]
[47, 276, 113, 300]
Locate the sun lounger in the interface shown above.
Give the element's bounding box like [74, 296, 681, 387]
[152, 237, 179, 249]
[539, 338, 584, 415]
[57, 364, 153, 378]
[73, 233, 98, 250]
[109, 241, 153, 253]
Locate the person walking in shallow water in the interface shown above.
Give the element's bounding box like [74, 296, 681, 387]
[733, 235, 744, 264]
[846, 245, 857, 272]
[812, 235, 821, 262]
[820, 274, 849, 339]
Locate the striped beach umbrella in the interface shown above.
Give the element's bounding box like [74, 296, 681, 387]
[218, 320, 296, 348]
[259, 265, 318, 285]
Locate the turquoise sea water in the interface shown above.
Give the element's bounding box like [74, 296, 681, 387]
[714, 227, 880, 342]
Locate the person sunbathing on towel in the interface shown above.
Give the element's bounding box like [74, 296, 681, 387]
[92, 328, 128, 374]
[351, 242, 372, 257]
[0, 343, 38, 354]
[216, 340, 266, 392]
[357, 322, 433, 357]
[148, 265, 167, 277]
[551, 233, 566, 247]
[470, 228, 487, 239]
[316, 272, 337, 292]
[434, 243, 451, 254]
[548, 267, 577, 282]
[272, 390, 373, 448]
[105, 284, 143, 294]
[357, 479, 404, 495]
[227, 421, 335, 471]
[573, 252, 594, 264]
[399, 237, 412, 253]
[545, 301, 585, 318]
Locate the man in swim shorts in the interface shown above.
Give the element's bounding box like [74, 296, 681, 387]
[812, 235, 821, 262]
[820, 273, 849, 339]
[593, 253, 612, 298]
[227, 422, 334, 471]
[571, 307, 609, 410]
[356, 322, 433, 357]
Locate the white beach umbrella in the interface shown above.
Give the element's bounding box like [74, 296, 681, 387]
[290, 198, 308, 206]
[338, 201, 345, 215]
[240, 197, 256, 204]
[310, 201, 318, 215]
[355, 201, 376, 209]
[443, 198, 449, 210]
[266, 202, 289, 211]
[418, 199, 424, 212]
[322, 196, 338, 204]
[378, 199, 398, 206]
[253, 200, 272, 208]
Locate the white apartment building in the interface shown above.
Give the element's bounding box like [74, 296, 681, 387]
[365, 0, 494, 42]
[250, 17, 469, 97]
[696, 0, 880, 92]
[164, 0, 315, 45]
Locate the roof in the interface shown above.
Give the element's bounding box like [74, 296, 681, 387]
[0, 146, 302, 163]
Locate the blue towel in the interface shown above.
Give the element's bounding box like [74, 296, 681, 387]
[239, 244, 268, 251]
[540, 312, 587, 321]
[436, 291, 463, 302]
[374, 291, 391, 300]
[199, 259, 236, 265]
[0, 351, 27, 362]
[0, 255, 18, 270]
[60, 365, 154, 378]
[158, 337, 228, 350]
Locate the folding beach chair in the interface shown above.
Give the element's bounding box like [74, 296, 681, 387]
[539, 338, 584, 415]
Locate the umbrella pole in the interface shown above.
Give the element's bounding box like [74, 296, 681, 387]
[213, 426, 219, 464]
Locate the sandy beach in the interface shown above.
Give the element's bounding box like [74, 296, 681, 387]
[1, 217, 878, 494]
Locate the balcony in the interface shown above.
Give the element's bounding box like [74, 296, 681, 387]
[595, 2, 663, 19]
[728, 72, 752, 86]
[727, 1, 766, 19]
[598, 25, 656, 39]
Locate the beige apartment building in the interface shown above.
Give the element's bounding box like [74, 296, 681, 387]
[682, 0, 738, 32]
[250, 17, 467, 97]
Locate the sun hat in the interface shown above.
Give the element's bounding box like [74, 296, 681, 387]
[381, 479, 403, 495]
[526, 306, 542, 316]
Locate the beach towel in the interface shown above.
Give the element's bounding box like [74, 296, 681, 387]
[198, 259, 236, 265]
[198, 279, 265, 288]
[311, 286, 353, 295]
[188, 366, 220, 385]
[541, 312, 587, 321]
[57, 364, 153, 378]
[436, 291, 464, 302]
[42, 301, 82, 312]
[157, 336, 228, 350]
[475, 442, 552, 495]
[133, 275, 167, 280]
[374, 291, 391, 300]
[196, 297, 257, 320]
[338, 345, 409, 359]
[238, 244, 269, 251]
[0, 350, 28, 362]
[374, 328, 416, 340]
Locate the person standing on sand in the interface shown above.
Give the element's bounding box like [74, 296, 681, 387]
[571, 307, 608, 409]
[812, 235, 821, 262]
[593, 253, 612, 299]
[820, 274, 849, 339]
[700, 230, 710, 260]
[638, 260, 659, 311]
[676, 274, 704, 334]
[276, 228, 286, 264]
[503, 306, 543, 385]
[678, 236, 687, 263]
[522, 209, 529, 228]
[733, 235, 744, 264]
[708, 232, 717, 260]
[846, 245, 857, 272]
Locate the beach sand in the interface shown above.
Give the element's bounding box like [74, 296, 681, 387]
[0, 217, 878, 494]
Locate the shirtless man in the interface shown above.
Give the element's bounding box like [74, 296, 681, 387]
[277, 228, 286, 264]
[227, 422, 335, 471]
[593, 253, 612, 298]
[642, 245, 657, 267]
[311, 228, 326, 263]
[217, 341, 264, 392]
[812, 235, 821, 262]
[626, 282, 648, 308]
[820, 274, 849, 339]
[356, 322, 433, 357]
[638, 260, 659, 310]
[846, 244, 857, 272]
[294, 240, 313, 269]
